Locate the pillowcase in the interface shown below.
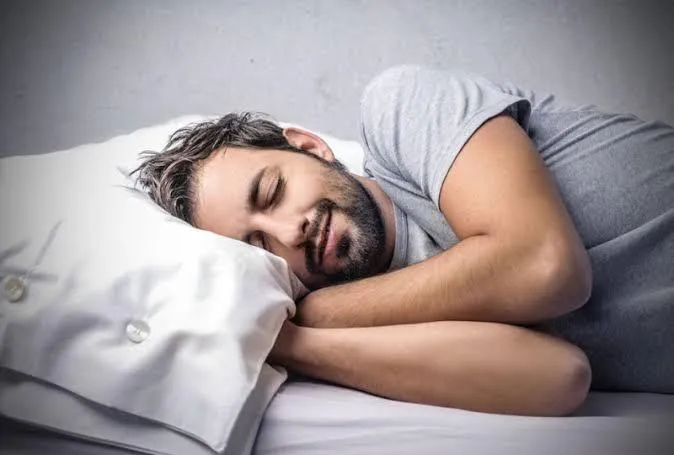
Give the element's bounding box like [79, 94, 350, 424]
[0, 116, 313, 455]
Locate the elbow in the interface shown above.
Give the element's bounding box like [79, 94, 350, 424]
[548, 347, 592, 416]
[536, 239, 593, 317]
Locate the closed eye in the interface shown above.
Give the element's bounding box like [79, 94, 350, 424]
[246, 171, 284, 251]
[268, 175, 286, 209]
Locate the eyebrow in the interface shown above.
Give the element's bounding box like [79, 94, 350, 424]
[247, 166, 267, 213]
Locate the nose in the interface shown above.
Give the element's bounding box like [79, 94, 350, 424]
[256, 213, 310, 249]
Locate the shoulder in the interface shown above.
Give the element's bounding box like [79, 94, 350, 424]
[361, 65, 464, 116]
[359, 66, 508, 167]
[361, 65, 425, 101]
[359, 66, 510, 141]
[361, 65, 498, 107]
[359, 66, 533, 202]
[359, 66, 469, 168]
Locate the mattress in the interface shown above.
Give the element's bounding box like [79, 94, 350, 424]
[2, 379, 673, 455]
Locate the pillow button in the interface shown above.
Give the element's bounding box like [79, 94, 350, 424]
[3, 275, 27, 303]
[126, 319, 150, 343]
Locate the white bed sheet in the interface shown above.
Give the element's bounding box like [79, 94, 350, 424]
[2, 379, 673, 455]
[254, 380, 674, 455]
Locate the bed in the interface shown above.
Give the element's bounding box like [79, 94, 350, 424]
[2, 115, 673, 455]
[2, 378, 674, 455]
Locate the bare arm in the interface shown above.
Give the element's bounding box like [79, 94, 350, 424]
[297, 116, 592, 328]
[270, 320, 591, 416]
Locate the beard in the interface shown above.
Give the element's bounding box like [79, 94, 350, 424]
[303, 160, 386, 288]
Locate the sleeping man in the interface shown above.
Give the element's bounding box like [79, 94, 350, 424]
[134, 66, 674, 417]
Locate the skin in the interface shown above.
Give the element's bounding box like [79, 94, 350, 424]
[193, 117, 593, 416]
[194, 127, 397, 290]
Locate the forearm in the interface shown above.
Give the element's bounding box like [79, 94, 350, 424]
[298, 233, 589, 328]
[270, 320, 591, 416]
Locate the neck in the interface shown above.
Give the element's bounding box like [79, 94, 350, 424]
[355, 174, 396, 273]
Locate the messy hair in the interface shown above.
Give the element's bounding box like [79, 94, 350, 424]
[132, 112, 298, 224]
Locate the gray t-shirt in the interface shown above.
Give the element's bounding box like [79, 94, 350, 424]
[359, 66, 674, 393]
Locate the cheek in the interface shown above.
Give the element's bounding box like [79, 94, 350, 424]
[289, 173, 330, 205]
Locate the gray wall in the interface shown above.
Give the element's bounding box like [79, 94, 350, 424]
[1, 0, 673, 157]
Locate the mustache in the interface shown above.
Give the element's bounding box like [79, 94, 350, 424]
[304, 199, 335, 272]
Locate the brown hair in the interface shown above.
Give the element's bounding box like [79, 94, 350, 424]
[132, 112, 297, 224]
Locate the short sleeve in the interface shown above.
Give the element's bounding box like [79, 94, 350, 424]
[360, 66, 531, 206]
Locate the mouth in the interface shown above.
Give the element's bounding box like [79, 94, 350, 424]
[315, 209, 332, 267]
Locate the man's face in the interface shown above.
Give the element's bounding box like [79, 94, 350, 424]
[193, 146, 386, 290]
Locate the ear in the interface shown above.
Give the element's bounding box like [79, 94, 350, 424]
[283, 127, 335, 162]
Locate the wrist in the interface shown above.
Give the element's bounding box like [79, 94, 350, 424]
[269, 321, 315, 366]
[295, 287, 344, 328]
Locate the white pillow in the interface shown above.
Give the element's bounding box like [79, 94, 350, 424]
[0, 116, 322, 455]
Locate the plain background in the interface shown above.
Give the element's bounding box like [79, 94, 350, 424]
[1, 0, 673, 158]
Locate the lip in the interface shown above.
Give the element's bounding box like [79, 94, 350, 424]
[316, 210, 332, 266]
[323, 220, 338, 264]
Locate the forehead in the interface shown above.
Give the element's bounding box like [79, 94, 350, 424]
[193, 147, 266, 237]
